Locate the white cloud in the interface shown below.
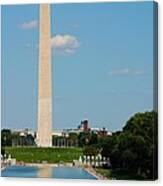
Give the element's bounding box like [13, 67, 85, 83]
[108, 68, 144, 76]
[51, 34, 80, 55]
[20, 20, 38, 30]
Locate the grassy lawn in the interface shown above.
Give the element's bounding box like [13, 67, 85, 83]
[4, 147, 83, 163]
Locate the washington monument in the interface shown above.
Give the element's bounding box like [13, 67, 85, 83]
[37, 4, 52, 147]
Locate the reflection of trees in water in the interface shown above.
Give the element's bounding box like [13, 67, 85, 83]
[37, 166, 52, 178]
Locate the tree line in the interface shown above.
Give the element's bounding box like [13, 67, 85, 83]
[80, 111, 158, 180]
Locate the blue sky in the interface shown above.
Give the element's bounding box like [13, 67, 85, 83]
[2, 2, 155, 132]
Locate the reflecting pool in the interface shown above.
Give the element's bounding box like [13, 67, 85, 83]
[1, 166, 97, 179]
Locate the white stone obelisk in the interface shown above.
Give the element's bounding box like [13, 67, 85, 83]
[37, 4, 52, 147]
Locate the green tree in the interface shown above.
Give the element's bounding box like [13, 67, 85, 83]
[83, 145, 100, 157]
[1, 129, 12, 147]
[99, 111, 157, 180]
[68, 132, 78, 146]
[78, 131, 98, 147]
[122, 111, 158, 179]
[78, 132, 91, 147]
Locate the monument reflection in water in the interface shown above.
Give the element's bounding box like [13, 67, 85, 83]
[37, 166, 52, 178]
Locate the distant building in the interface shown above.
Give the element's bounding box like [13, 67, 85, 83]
[91, 127, 112, 136]
[97, 127, 108, 137]
[78, 120, 90, 132]
[52, 130, 63, 137]
[12, 128, 35, 138]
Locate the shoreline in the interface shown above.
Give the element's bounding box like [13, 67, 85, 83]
[84, 166, 108, 180]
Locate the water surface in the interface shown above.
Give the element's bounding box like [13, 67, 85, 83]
[2, 165, 97, 179]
